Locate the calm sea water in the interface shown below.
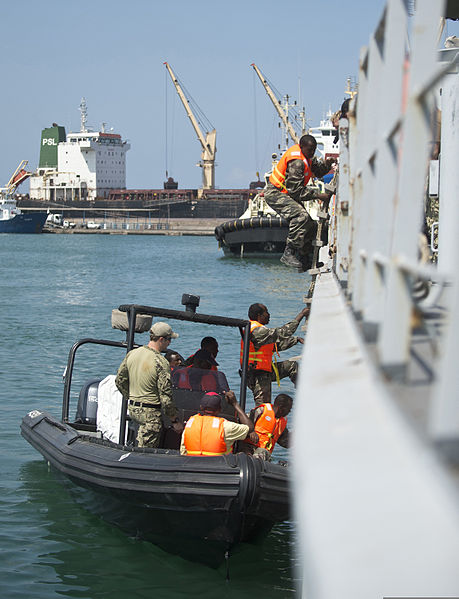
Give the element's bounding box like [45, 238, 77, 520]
[0, 233, 309, 598]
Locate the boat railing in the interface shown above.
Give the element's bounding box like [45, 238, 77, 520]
[62, 302, 251, 445]
[293, 0, 459, 595]
[62, 338, 128, 425]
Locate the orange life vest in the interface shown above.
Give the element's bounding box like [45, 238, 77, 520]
[183, 413, 227, 456]
[269, 144, 312, 193]
[240, 321, 275, 372]
[249, 403, 287, 453]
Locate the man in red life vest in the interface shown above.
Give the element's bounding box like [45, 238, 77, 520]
[241, 303, 309, 406]
[183, 337, 219, 370]
[241, 393, 292, 461]
[164, 350, 184, 372]
[172, 349, 229, 393]
[180, 391, 255, 456]
[265, 134, 335, 271]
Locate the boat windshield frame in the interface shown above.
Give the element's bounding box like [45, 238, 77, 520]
[62, 303, 251, 445]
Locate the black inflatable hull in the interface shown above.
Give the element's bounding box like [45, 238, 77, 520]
[21, 410, 290, 566]
[215, 217, 288, 256]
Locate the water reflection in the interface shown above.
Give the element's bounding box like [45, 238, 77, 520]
[3, 234, 305, 598]
[17, 461, 296, 598]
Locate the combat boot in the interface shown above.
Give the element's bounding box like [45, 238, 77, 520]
[298, 252, 324, 273]
[280, 244, 302, 268]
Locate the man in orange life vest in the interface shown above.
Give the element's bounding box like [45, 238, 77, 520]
[242, 303, 309, 406]
[264, 134, 335, 271]
[240, 393, 292, 461]
[180, 391, 255, 456]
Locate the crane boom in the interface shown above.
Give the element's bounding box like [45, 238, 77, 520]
[251, 63, 300, 146]
[164, 62, 216, 190]
[3, 160, 31, 195]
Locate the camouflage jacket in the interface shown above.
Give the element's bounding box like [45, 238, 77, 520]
[115, 345, 178, 421]
[251, 319, 300, 352]
[283, 157, 332, 203]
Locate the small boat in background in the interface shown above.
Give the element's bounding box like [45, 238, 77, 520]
[214, 168, 324, 258]
[0, 161, 47, 233]
[214, 190, 288, 257]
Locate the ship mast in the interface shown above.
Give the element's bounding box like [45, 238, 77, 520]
[251, 63, 303, 149]
[79, 97, 88, 133]
[164, 62, 216, 190]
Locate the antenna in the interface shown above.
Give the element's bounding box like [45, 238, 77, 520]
[79, 98, 88, 133]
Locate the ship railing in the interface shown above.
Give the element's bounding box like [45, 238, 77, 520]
[332, 0, 459, 450]
[293, 0, 459, 596]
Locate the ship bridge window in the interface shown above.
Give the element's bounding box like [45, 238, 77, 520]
[322, 130, 330, 136]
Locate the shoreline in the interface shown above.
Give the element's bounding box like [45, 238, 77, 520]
[43, 217, 222, 236]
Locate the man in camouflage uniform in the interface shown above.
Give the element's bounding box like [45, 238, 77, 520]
[245, 303, 309, 406]
[264, 134, 335, 270]
[115, 321, 183, 448]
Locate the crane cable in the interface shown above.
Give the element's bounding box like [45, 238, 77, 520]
[252, 70, 260, 178]
[164, 70, 177, 181]
[165, 69, 168, 179]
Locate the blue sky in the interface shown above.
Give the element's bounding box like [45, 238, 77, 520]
[2, 0, 458, 191]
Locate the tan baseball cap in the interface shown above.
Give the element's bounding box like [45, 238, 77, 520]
[150, 321, 179, 339]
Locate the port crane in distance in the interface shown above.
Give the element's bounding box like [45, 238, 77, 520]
[164, 62, 216, 190]
[251, 62, 307, 150]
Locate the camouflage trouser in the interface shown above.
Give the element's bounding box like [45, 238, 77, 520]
[128, 405, 163, 448]
[239, 442, 272, 461]
[246, 359, 297, 406]
[425, 194, 439, 259]
[253, 447, 272, 461]
[264, 185, 317, 254]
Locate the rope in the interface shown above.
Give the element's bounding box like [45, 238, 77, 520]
[164, 70, 168, 179]
[252, 71, 260, 176]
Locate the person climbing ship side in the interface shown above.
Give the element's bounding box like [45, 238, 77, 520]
[265, 134, 335, 271]
[241, 303, 309, 406]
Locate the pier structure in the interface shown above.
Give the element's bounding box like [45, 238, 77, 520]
[18, 187, 255, 226]
[294, 0, 459, 596]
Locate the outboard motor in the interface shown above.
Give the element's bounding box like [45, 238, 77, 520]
[75, 378, 102, 424]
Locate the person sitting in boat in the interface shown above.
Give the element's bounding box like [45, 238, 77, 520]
[239, 393, 292, 461]
[115, 321, 183, 448]
[242, 303, 309, 406]
[183, 336, 219, 370]
[164, 349, 184, 372]
[180, 391, 255, 456]
[172, 349, 229, 393]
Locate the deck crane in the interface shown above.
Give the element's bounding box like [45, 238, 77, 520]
[2, 160, 31, 196]
[164, 62, 216, 190]
[251, 63, 306, 150]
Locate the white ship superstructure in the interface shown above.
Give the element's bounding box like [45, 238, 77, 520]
[30, 98, 130, 202]
[308, 110, 339, 160]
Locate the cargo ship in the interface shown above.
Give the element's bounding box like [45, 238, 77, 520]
[22, 97, 254, 222]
